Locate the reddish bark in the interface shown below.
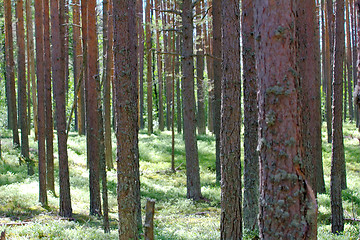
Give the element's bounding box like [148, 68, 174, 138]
[146, 0, 153, 134]
[4, 0, 20, 147]
[86, 0, 101, 216]
[113, 0, 141, 237]
[255, 0, 317, 238]
[213, 0, 222, 182]
[16, 0, 32, 175]
[51, 0, 72, 217]
[35, 0, 47, 206]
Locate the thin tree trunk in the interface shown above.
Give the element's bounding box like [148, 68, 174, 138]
[297, 0, 324, 200]
[16, 0, 32, 175]
[51, 0, 72, 217]
[196, 2, 206, 135]
[103, 0, 113, 170]
[4, 0, 20, 147]
[242, 0, 259, 231]
[220, 0, 242, 238]
[146, 0, 153, 134]
[205, 2, 213, 133]
[81, 0, 88, 138]
[35, 0, 47, 206]
[213, 0, 222, 182]
[43, 0, 55, 194]
[351, 0, 358, 123]
[346, 0, 354, 121]
[175, 34, 182, 134]
[25, 0, 37, 140]
[155, 0, 164, 131]
[331, 0, 346, 233]
[113, 0, 141, 237]
[137, 0, 145, 130]
[182, 0, 201, 201]
[326, 0, 334, 143]
[255, 0, 317, 238]
[73, 0, 84, 136]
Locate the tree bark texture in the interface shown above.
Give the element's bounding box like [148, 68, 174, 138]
[43, 0, 55, 193]
[113, 0, 141, 238]
[326, 0, 334, 143]
[86, 0, 101, 216]
[220, 0, 242, 238]
[103, 0, 114, 170]
[73, 0, 85, 136]
[146, 0, 153, 134]
[255, 1, 317, 238]
[137, 0, 145, 130]
[297, 0, 324, 198]
[196, 3, 206, 135]
[331, 0, 346, 234]
[242, 0, 259, 231]
[4, 0, 20, 147]
[35, 0, 47, 206]
[155, 0, 164, 131]
[25, 0, 38, 140]
[213, 0, 222, 182]
[51, 0, 72, 217]
[182, 0, 201, 200]
[16, 0, 32, 175]
[346, 0, 354, 120]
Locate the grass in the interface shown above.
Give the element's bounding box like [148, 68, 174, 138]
[0, 122, 359, 239]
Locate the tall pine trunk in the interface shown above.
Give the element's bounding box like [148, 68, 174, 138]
[182, 0, 201, 201]
[242, 0, 259, 231]
[51, 0, 72, 217]
[16, 0, 32, 175]
[4, 0, 20, 147]
[220, 0, 242, 238]
[331, 0, 346, 233]
[86, 0, 101, 216]
[255, 0, 317, 238]
[35, 0, 47, 206]
[113, 0, 141, 237]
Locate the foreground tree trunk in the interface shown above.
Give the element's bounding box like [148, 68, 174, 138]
[242, 0, 259, 231]
[35, 0, 47, 206]
[297, 0, 324, 197]
[220, 0, 242, 238]
[86, 0, 101, 216]
[113, 0, 141, 238]
[4, 0, 20, 147]
[331, 0, 346, 234]
[16, 0, 32, 175]
[182, 0, 201, 200]
[51, 0, 72, 217]
[255, 0, 317, 238]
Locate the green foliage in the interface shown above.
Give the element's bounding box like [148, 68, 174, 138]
[0, 123, 360, 239]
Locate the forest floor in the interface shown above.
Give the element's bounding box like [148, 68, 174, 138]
[0, 123, 359, 239]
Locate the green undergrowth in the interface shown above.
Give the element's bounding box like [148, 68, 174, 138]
[0, 123, 359, 239]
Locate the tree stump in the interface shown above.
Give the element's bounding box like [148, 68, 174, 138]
[144, 199, 155, 240]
